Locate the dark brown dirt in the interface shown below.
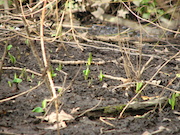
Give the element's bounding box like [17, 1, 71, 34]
[0, 26, 180, 135]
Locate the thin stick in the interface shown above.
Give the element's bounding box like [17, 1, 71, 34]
[0, 42, 8, 81]
[40, 1, 60, 134]
[2, 67, 42, 76]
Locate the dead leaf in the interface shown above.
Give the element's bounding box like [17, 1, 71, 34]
[91, 7, 104, 20]
[91, 0, 111, 9]
[71, 107, 80, 114]
[45, 122, 67, 130]
[151, 80, 161, 85]
[102, 83, 108, 88]
[44, 110, 74, 123]
[117, 9, 129, 18]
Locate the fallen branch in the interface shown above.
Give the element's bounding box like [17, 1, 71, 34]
[75, 97, 167, 118]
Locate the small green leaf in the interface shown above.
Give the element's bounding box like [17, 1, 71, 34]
[87, 53, 92, 66]
[142, 13, 150, 19]
[98, 70, 104, 81]
[168, 93, 179, 110]
[51, 34, 56, 37]
[51, 73, 57, 77]
[31, 74, 34, 79]
[8, 81, 12, 87]
[7, 45, 13, 50]
[9, 27, 15, 30]
[42, 99, 47, 109]
[136, 82, 143, 93]
[56, 64, 63, 71]
[8, 52, 16, 64]
[141, 0, 150, 4]
[13, 78, 22, 83]
[25, 39, 29, 45]
[32, 107, 44, 113]
[83, 67, 90, 80]
[58, 87, 63, 92]
[38, 81, 41, 85]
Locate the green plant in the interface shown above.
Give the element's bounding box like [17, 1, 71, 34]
[98, 70, 105, 81]
[83, 67, 90, 80]
[8, 73, 22, 87]
[135, 81, 143, 93]
[56, 63, 63, 71]
[7, 44, 16, 64]
[135, 0, 165, 19]
[25, 39, 29, 45]
[83, 53, 92, 80]
[32, 99, 47, 113]
[50, 66, 57, 77]
[13, 73, 22, 83]
[168, 93, 180, 110]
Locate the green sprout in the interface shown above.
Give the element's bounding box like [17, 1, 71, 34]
[50, 67, 57, 77]
[135, 82, 143, 93]
[7, 44, 12, 50]
[25, 39, 29, 45]
[98, 70, 104, 81]
[83, 67, 90, 80]
[87, 53, 92, 66]
[83, 53, 92, 80]
[56, 63, 63, 71]
[13, 73, 22, 83]
[8, 73, 22, 87]
[58, 87, 63, 92]
[7, 44, 16, 64]
[32, 99, 47, 113]
[168, 93, 180, 110]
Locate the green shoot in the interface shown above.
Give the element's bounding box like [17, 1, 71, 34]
[25, 39, 29, 45]
[135, 82, 143, 93]
[98, 70, 104, 81]
[7, 44, 13, 50]
[19, 68, 27, 79]
[8, 81, 12, 87]
[87, 53, 92, 66]
[8, 73, 22, 87]
[168, 93, 180, 110]
[83, 67, 90, 80]
[13, 73, 22, 83]
[32, 99, 47, 113]
[7, 45, 16, 64]
[50, 67, 57, 77]
[58, 87, 63, 92]
[83, 53, 92, 80]
[32, 107, 44, 113]
[31, 74, 34, 79]
[56, 64, 63, 71]
[8, 52, 16, 64]
[42, 99, 47, 109]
